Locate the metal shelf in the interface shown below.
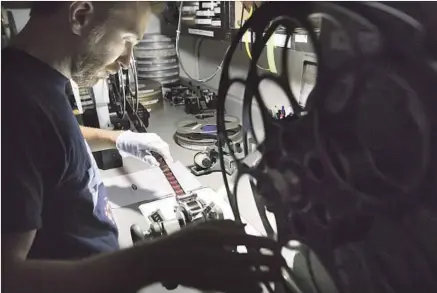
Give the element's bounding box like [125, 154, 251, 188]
[181, 26, 316, 55]
[178, 1, 318, 54]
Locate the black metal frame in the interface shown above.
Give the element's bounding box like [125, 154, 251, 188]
[216, 2, 437, 293]
[108, 72, 150, 133]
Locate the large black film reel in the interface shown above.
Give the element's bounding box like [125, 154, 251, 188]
[217, 2, 437, 293]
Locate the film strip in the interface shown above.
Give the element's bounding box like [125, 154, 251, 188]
[151, 152, 225, 227]
[153, 152, 186, 197]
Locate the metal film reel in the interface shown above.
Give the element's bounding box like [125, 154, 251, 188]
[174, 115, 243, 151]
[217, 2, 437, 293]
[134, 33, 180, 86]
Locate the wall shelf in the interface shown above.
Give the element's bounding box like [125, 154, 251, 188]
[178, 2, 318, 54]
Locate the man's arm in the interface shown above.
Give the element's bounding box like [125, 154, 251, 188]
[2, 231, 155, 293]
[80, 126, 123, 152]
[80, 126, 174, 164]
[3, 222, 287, 293]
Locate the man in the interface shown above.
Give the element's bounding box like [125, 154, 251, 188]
[1, 2, 284, 293]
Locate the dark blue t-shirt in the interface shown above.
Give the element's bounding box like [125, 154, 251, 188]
[1, 48, 119, 259]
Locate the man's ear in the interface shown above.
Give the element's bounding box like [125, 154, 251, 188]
[69, 1, 94, 36]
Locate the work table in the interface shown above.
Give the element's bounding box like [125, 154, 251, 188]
[97, 102, 316, 293]
[100, 101, 273, 238]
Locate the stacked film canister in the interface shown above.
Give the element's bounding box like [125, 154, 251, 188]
[133, 33, 181, 112]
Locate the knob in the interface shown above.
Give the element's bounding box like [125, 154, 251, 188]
[130, 224, 145, 244]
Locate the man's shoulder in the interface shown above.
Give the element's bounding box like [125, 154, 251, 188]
[2, 77, 46, 120]
[2, 48, 31, 79]
[2, 47, 69, 96]
[2, 52, 68, 113]
[2, 50, 42, 106]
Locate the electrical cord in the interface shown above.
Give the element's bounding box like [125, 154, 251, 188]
[251, 1, 278, 74]
[195, 38, 202, 80]
[176, 1, 230, 83]
[240, 5, 258, 66]
[240, 5, 277, 73]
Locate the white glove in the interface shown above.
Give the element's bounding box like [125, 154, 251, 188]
[116, 131, 173, 167]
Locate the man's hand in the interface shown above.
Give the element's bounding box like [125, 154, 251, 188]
[115, 131, 173, 167]
[2, 221, 284, 293]
[142, 220, 285, 293]
[79, 127, 172, 166]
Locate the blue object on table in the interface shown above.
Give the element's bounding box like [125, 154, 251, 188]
[201, 124, 217, 134]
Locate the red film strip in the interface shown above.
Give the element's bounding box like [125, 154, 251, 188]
[153, 153, 186, 197]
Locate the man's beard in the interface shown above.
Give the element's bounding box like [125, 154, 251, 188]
[71, 25, 110, 87]
[71, 51, 107, 87]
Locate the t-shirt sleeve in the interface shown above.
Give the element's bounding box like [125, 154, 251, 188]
[2, 95, 46, 233]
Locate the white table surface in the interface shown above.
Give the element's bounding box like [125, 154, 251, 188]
[100, 102, 274, 238]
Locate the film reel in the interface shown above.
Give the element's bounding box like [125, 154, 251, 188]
[174, 115, 243, 151]
[217, 2, 437, 293]
[134, 79, 164, 113]
[134, 33, 180, 86]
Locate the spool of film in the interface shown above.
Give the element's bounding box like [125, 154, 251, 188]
[134, 33, 179, 86]
[136, 56, 178, 66]
[132, 78, 164, 112]
[174, 116, 243, 151]
[145, 100, 163, 112]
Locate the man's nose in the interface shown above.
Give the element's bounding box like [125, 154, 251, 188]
[118, 48, 134, 70]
